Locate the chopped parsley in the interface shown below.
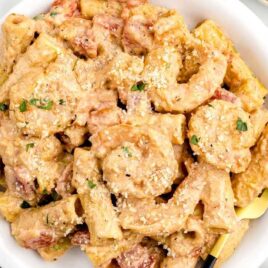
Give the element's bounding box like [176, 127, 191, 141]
[42, 188, 48, 195]
[190, 135, 200, 145]
[20, 200, 31, 209]
[33, 14, 44, 20]
[19, 100, 27, 112]
[122, 146, 132, 157]
[165, 63, 171, 69]
[29, 98, 53, 110]
[52, 244, 62, 251]
[29, 98, 38, 106]
[0, 103, 8, 111]
[50, 12, 58, 17]
[87, 180, 96, 189]
[59, 99, 65, 105]
[208, 103, 214, 108]
[26, 143, 35, 152]
[131, 81, 146, 92]
[236, 118, 248, 132]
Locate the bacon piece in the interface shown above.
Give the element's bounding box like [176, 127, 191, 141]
[116, 244, 158, 268]
[94, 14, 124, 39]
[73, 28, 98, 58]
[52, 0, 80, 17]
[5, 166, 35, 201]
[56, 163, 74, 197]
[70, 230, 90, 246]
[24, 232, 55, 249]
[212, 88, 241, 105]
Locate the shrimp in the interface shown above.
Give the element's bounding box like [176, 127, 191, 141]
[9, 41, 85, 138]
[90, 125, 178, 198]
[188, 100, 255, 173]
[119, 162, 206, 236]
[143, 46, 228, 113]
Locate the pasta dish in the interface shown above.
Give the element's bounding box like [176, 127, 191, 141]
[0, 0, 267, 267]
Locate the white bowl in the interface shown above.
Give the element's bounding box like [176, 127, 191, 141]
[1, 1, 268, 268]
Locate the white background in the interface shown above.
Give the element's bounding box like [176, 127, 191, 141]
[0, 0, 267, 267]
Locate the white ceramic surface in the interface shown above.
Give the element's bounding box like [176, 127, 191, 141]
[1, 1, 268, 268]
[241, 0, 268, 25]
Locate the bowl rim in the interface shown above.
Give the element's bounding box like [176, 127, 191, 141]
[0, 1, 268, 268]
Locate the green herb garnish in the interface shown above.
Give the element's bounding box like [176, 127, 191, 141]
[0, 103, 8, 111]
[87, 180, 96, 189]
[33, 14, 44, 20]
[208, 103, 214, 108]
[29, 98, 38, 106]
[20, 200, 31, 209]
[50, 12, 58, 17]
[190, 135, 200, 145]
[26, 143, 35, 152]
[165, 63, 171, 69]
[19, 100, 27, 112]
[131, 81, 146, 92]
[236, 118, 248, 132]
[52, 244, 62, 251]
[30, 98, 53, 110]
[42, 188, 48, 195]
[122, 146, 132, 157]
